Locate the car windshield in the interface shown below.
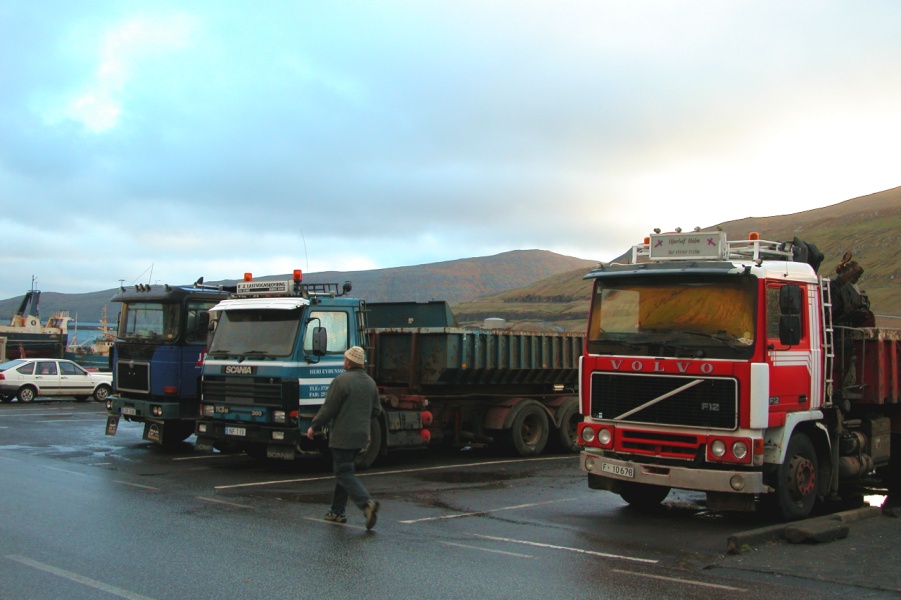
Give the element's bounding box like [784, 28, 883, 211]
[587, 274, 758, 359]
[118, 302, 180, 341]
[209, 309, 301, 358]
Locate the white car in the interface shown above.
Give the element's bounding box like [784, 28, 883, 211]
[0, 358, 113, 403]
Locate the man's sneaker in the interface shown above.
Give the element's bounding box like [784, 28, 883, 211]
[324, 511, 347, 524]
[364, 500, 380, 530]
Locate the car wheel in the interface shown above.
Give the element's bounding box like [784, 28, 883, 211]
[17, 386, 37, 403]
[92, 384, 111, 402]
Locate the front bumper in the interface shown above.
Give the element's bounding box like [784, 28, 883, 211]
[579, 450, 765, 494]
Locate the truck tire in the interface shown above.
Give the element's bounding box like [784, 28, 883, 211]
[507, 401, 549, 457]
[355, 417, 384, 470]
[550, 398, 581, 453]
[160, 421, 195, 446]
[773, 432, 819, 520]
[620, 482, 670, 510]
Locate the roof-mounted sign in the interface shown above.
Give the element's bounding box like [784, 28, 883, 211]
[648, 231, 726, 261]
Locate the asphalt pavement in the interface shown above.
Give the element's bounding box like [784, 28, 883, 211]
[713, 506, 901, 596]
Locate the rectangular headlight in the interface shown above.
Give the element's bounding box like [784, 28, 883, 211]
[274, 410, 286, 424]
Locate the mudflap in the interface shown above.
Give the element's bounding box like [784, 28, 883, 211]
[195, 437, 215, 452]
[105, 415, 120, 436]
[267, 445, 296, 460]
[143, 422, 163, 444]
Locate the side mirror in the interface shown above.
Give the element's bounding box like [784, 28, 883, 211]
[779, 315, 802, 346]
[779, 284, 802, 315]
[312, 326, 328, 357]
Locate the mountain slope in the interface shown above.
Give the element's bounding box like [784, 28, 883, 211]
[452, 186, 901, 330]
[0, 250, 597, 322]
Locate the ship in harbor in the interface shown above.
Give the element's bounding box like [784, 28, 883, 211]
[0, 283, 71, 361]
[64, 307, 115, 371]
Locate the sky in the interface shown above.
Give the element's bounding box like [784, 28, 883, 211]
[2, 1, 900, 301]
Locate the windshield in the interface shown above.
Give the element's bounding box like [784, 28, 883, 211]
[118, 302, 180, 341]
[208, 309, 301, 358]
[587, 275, 757, 359]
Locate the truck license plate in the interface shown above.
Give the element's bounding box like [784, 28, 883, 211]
[225, 426, 246, 437]
[602, 462, 634, 478]
[122, 407, 137, 416]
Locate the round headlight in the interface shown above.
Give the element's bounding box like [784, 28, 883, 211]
[580, 426, 596, 444]
[597, 428, 612, 445]
[732, 441, 748, 460]
[711, 439, 727, 458]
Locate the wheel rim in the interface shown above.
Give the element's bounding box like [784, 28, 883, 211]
[519, 413, 542, 446]
[788, 453, 816, 501]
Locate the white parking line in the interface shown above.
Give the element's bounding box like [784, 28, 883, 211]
[114, 481, 160, 491]
[43, 466, 86, 476]
[172, 454, 237, 461]
[472, 534, 658, 564]
[196, 496, 253, 509]
[440, 541, 534, 559]
[611, 569, 747, 592]
[6, 554, 157, 600]
[399, 498, 577, 523]
[214, 455, 574, 490]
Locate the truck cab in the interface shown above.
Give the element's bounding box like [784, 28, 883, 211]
[195, 274, 363, 460]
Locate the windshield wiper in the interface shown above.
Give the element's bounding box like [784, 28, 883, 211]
[662, 331, 747, 353]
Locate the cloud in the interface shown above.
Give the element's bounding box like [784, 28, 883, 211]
[1, 1, 900, 301]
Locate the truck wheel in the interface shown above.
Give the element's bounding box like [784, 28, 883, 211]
[508, 401, 549, 457]
[244, 443, 268, 461]
[17, 386, 36, 403]
[160, 421, 195, 446]
[355, 417, 384, 470]
[620, 482, 670, 510]
[550, 398, 581, 453]
[773, 432, 818, 520]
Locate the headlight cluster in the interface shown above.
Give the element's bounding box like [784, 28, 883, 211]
[707, 437, 752, 464]
[578, 424, 614, 449]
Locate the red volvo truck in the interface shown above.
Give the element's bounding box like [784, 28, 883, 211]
[577, 231, 899, 519]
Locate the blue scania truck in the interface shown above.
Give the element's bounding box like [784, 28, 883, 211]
[194, 271, 583, 467]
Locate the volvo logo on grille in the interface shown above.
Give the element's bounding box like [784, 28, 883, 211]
[223, 365, 255, 375]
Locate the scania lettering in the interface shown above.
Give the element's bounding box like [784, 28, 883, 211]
[104, 281, 231, 445]
[195, 270, 583, 467]
[577, 232, 900, 520]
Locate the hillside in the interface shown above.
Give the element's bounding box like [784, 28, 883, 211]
[452, 186, 901, 330]
[0, 250, 597, 323]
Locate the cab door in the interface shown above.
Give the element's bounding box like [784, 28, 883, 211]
[765, 282, 816, 423]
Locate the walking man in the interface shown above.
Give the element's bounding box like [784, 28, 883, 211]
[306, 346, 382, 529]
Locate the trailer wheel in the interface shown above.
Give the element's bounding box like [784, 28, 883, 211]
[507, 401, 549, 457]
[620, 482, 670, 510]
[773, 432, 818, 520]
[355, 417, 384, 470]
[550, 398, 581, 453]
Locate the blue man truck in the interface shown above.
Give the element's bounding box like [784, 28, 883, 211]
[194, 272, 583, 467]
[105, 282, 231, 446]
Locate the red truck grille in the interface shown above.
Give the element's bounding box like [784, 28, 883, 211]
[589, 372, 737, 430]
[617, 429, 703, 459]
